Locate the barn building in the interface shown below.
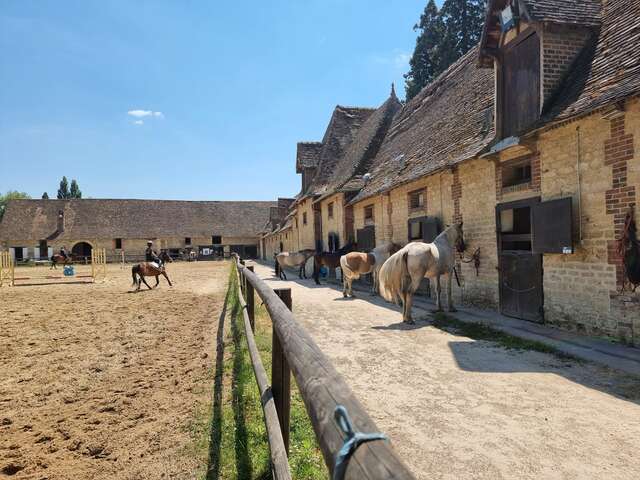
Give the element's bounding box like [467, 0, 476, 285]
[0, 199, 276, 262]
[264, 0, 640, 345]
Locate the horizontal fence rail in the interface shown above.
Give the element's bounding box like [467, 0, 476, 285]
[233, 255, 416, 480]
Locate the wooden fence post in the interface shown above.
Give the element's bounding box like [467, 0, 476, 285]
[273, 288, 292, 454]
[246, 266, 255, 331]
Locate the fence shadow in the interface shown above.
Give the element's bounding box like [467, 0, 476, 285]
[206, 288, 229, 480]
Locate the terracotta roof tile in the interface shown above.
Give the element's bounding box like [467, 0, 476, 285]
[352, 47, 495, 203]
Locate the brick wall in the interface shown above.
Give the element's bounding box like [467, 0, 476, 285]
[319, 193, 345, 248]
[542, 25, 592, 106]
[295, 198, 316, 250]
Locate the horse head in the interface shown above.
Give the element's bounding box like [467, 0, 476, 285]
[160, 251, 173, 263]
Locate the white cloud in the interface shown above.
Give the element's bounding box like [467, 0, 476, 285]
[394, 52, 411, 69]
[133, 120, 144, 125]
[128, 109, 164, 119]
[370, 50, 411, 70]
[128, 109, 153, 118]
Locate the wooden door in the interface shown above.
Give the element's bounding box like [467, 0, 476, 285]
[344, 205, 355, 244]
[356, 226, 376, 252]
[502, 31, 540, 138]
[496, 198, 543, 322]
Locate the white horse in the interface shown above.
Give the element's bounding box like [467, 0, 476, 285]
[378, 223, 465, 324]
[275, 249, 315, 280]
[339, 243, 402, 298]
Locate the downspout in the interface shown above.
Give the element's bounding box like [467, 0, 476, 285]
[385, 192, 393, 243]
[576, 126, 583, 245]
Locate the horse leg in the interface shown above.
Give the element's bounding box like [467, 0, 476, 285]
[404, 292, 415, 324]
[447, 272, 457, 312]
[162, 271, 172, 286]
[435, 275, 443, 312]
[154, 275, 160, 288]
[141, 275, 153, 290]
[342, 274, 348, 298]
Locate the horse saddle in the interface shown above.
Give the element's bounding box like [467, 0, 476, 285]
[149, 262, 163, 270]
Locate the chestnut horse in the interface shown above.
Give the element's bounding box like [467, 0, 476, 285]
[312, 243, 356, 285]
[340, 243, 402, 297]
[131, 251, 173, 291]
[50, 253, 73, 269]
[378, 223, 465, 324]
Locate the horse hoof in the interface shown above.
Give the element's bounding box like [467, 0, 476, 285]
[404, 319, 415, 325]
[448, 308, 458, 313]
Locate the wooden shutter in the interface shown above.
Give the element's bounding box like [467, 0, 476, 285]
[408, 217, 441, 243]
[357, 226, 376, 252]
[532, 197, 573, 254]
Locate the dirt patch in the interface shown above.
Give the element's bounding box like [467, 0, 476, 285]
[0, 261, 229, 479]
[252, 262, 640, 480]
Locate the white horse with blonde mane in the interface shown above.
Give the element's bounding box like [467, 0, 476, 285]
[275, 249, 315, 280]
[378, 223, 465, 324]
[339, 243, 402, 298]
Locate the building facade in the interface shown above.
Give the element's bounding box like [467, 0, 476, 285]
[0, 199, 276, 262]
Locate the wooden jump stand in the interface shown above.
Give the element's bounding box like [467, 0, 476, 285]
[0, 251, 14, 287]
[0, 248, 107, 286]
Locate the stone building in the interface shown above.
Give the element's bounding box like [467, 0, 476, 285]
[0, 199, 276, 262]
[265, 0, 640, 345]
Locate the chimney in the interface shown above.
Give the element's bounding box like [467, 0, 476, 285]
[57, 210, 64, 232]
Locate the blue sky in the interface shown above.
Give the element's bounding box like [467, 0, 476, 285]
[0, 0, 435, 200]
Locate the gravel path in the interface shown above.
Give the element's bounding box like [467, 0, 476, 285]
[254, 263, 640, 480]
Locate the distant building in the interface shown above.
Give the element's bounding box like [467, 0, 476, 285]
[0, 199, 276, 261]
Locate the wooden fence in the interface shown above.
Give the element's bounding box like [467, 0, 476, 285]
[233, 255, 416, 480]
[0, 251, 14, 287]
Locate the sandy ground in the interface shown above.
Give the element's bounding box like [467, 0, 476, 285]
[254, 262, 640, 480]
[1, 261, 228, 479]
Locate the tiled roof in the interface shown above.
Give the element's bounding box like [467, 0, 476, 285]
[521, 0, 601, 27]
[352, 47, 495, 204]
[322, 91, 402, 196]
[306, 106, 376, 196]
[540, 0, 640, 124]
[0, 199, 276, 241]
[295, 142, 322, 173]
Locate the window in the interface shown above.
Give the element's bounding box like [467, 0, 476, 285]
[364, 205, 374, 224]
[328, 202, 334, 219]
[408, 189, 425, 210]
[502, 158, 532, 188]
[409, 221, 422, 241]
[115, 238, 122, 249]
[212, 236, 222, 244]
[303, 212, 308, 225]
[185, 237, 191, 246]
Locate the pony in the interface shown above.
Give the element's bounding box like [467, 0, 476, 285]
[275, 249, 315, 280]
[339, 243, 402, 297]
[312, 243, 356, 285]
[50, 253, 73, 269]
[378, 223, 465, 324]
[131, 251, 173, 291]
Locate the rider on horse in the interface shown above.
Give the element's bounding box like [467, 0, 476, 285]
[145, 241, 163, 269]
[60, 246, 69, 260]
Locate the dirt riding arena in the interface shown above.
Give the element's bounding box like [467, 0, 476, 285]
[0, 261, 227, 479]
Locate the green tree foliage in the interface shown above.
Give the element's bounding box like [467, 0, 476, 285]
[404, 0, 444, 100]
[57, 176, 70, 199]
[405, 0, 486, 100]
[70, 179, 82, 199]
[42, 192, 49, 199]
[0, 191, 31, 220]
[56, 177, 82, 199]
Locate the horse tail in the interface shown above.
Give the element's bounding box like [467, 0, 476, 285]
[339, 255, 353, 280]
[131, 265, 139, 286]
[378, 248, 410, 304]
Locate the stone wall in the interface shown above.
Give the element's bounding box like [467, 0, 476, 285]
[319, 193, 345, 248]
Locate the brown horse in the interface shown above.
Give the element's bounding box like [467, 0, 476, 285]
[340, 243, 402, 297]
[131, 251, 173, 291]
[312, 243, 355, 285]
[50, 253, 73, 269]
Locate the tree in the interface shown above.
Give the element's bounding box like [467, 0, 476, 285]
[57, 176, 70, 199]
[404, 0, 444, 100]
[439, 0, 486, 64]
[70, 179, 82, 199]
[42, 192, 49, 199]
[0, 191, 31, 220]
[404, 0, 486, 101]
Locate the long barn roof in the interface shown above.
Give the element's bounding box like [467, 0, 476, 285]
[0, 199, 276, 241]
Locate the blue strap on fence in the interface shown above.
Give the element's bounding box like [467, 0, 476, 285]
[332, 405, 388, 480]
